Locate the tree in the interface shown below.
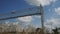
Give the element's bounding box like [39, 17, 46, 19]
[53, 27, 59, 34]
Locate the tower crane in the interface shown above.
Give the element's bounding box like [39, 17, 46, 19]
[0, 4, 44, 34]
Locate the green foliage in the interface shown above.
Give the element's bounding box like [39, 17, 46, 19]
[53, 27, 59, 34]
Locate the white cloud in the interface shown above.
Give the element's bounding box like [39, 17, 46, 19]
[46, 18, 60, 27]
[45, 25, 55, 29]
[17, 15, 41, 25]
[17, 16, 32, 23]
[33, 15, 41, 18]
[25, 0, 57, 6]
[5, 21, 9, 24]
[13, 22, 19, 25]
[55, 7, 60, 15]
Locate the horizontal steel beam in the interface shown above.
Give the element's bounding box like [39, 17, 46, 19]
[0, 7, 41, 20]
[0, 13, 41, 20]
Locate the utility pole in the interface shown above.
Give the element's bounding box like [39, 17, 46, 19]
[40, 4, 44, 34]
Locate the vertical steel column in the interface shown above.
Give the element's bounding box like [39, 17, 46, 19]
[40, 4, 44, 34]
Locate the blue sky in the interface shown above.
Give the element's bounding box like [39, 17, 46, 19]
[0, 0, 60, 29]
[0, 0, 31, 13]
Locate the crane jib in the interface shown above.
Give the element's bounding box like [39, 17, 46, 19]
[0, 7, 41, 20]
